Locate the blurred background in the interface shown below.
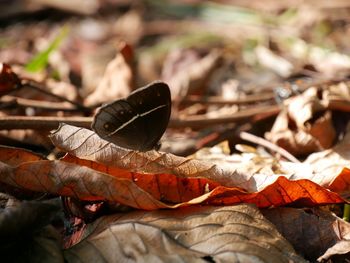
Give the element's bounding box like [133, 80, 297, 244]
[1, 0, 350, 155]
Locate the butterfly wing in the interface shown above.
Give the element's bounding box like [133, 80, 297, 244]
[92, 81, 171, 151]
[127, 81, 171, 151]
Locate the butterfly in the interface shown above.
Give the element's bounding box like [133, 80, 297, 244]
[92, 81, 171, 151]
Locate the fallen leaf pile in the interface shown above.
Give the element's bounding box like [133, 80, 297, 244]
[2, 1, 350, 262]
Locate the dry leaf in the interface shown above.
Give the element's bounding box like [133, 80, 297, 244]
[0, 195, 63, 263]
[0, 145, 345, 209]
[255, 46, 294, 78]
[84, 42, 134, 106]
[263, 207, 350, 262]
[64, 204, 306, 263]
[48, 125, 346, 208]
[266, 87, 336, 155]
[163, 50, 221, 99]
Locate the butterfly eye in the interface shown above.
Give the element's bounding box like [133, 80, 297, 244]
[103, 123, 111, 131]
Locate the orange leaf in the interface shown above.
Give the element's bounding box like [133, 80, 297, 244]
[62, 154, 220, 203]
[206, 177, 345, 207]
[0, 146, 345, 209]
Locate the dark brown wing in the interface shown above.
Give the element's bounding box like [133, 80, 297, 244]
[91, 81, 171, 151]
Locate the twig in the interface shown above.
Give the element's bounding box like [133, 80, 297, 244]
[170, 105, 281, 128]
[21, 80, 90, 112]
[0, 104, 281, 130]
[239, 131, 300, 163]
[0, 116, 92, 130]
[180, 93, 275, 105]
[0, 96, 82, 111]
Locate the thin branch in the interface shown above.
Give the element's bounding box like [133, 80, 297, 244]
[170, 105, 281, 128]
[0, 95, 83, 111]
[239, 131, 300, 163]
[0, 116, 92, 130]
[180, 93, 275, 105]
[21, 80, 90, 112]
[0, 104, 281, 130]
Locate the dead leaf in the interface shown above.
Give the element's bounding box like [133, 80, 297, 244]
[266, 87, 336, 155]
[84, 42, 134, 106]
[163, 49, 221, 99]
[113, 10, 143, 45]
[64, 204, 306, 263]
[0, 194, 63, 263]
[263, 207, 350, 262]
[0, 145, 45, 165]
[304, 124, 350, 197]
[0, 145, 345, 209]
[255, 46, 294, 78]
[80, 44, 116, 97]
[48, 125, 347, 208]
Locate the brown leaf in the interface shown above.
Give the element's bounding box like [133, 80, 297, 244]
[50, 124, 227, 186]
[84, 42, 134, 106]
[0, 195, 63, 263]
[49, 124, 347, 208]
[64, 204, 306, 262]
[62, 154, 219, 204]
[263, 207, 350, 262]
[266, 87, 336, 155]
[0, 145, 45, 165]
[0, 63, 21, 95]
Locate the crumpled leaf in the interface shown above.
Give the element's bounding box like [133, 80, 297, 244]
[0, 145, 345, 209]
[64, 204, 306, 263]
[84, 42, 134, 106]
[47, 124, 347, 208]
[304, 124, 350, 197]
[0, 194, 63, 263]
[262, 207, 350, 262]
[265, 87, 336, 155]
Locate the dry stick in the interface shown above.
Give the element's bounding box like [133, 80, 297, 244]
[180, 93, 275, 105]
[0, 104, 281, 130]
[0, 116, 92, 130]
[0, 96, 80, 111]
[21, 80, 90, 112]
[239, 131, 300, 163]
[171, 104, 281, 128]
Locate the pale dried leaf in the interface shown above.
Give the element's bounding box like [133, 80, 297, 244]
[287, 87, 326, 128]
[163, 50, 221, 99]
[255, 46, 294, 78]
[50, 124, 349, 195]
[265, 110, 335, 155]
[113, 11, 143, 44]
[50, 124, 233, 187]
[64, 204, 306, 263]
[81, 44, 116, 97]
[84, 44, 133, 106]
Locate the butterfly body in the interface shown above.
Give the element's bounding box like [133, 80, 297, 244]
[92, 81, 171, 151]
